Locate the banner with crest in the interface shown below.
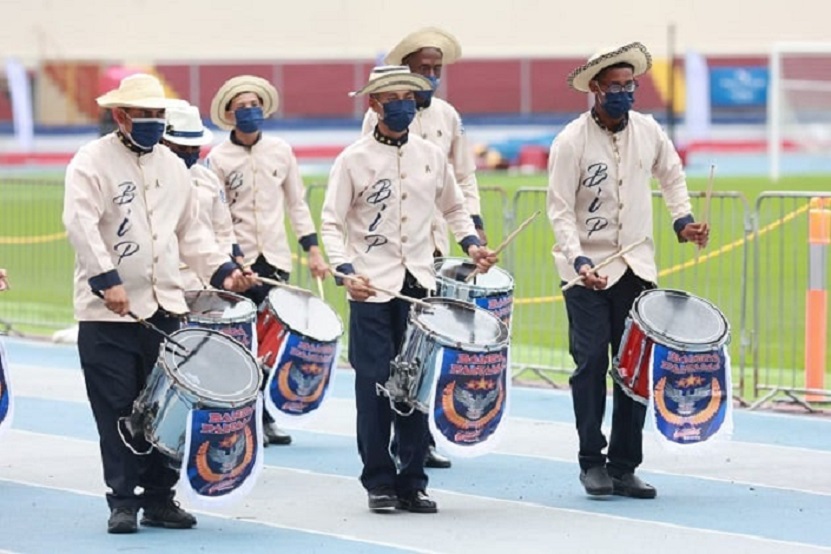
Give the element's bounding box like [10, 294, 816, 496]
[179, 397, 263, 508]
[649, 343, 733, 452]
[0, 341, 12, 438]
[263, 331, 339, 426]
[473, 292, 514, 330]
[428, 345, 510, 457]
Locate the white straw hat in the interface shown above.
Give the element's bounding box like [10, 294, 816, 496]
[163, 104, 214, 146]
[96, 73, 181, 109]
[568, 42, 652, 93]
[384, 27, 462, 66]
[349, 66, 432, 97]
[210, 75, 279, 131]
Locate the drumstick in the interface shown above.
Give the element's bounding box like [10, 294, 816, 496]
[91, 289, 191, 355]
[560, 237, 649, 292]
[464, 210, 541, 283]
[315, 276, 325, 301]
[255, 275, 318, 296]
[330, 270, 433, 310]
[695, 164, 716, 257]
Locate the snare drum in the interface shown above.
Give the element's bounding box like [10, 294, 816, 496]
[434, 258, 514, 328]
[613, 289, 731, 405]
[379, 297, 510, 414]
[183, 290, 258, 351]
[132, 328, 262, 462]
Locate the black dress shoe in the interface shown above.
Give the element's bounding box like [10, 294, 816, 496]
[579, 466, 613, 497]
[264, 422, 292, 445]
[108, 507, 138, 534]
[425, 446, 452, 469]
[611, 473, 657, 499]
[368, 486, 398, 512]
[396, 490, 438, 514]
[141, 499, 197, 529]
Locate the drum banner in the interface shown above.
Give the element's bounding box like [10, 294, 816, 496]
[185, 319, 257, 353]
[648, 343, 733, 451]
[0, 341, 13, 438]
[428, 345, 510, 457]
[263, 331, 339, 425]
[473, 292, 514, 329]
[179, 397, 264, 508]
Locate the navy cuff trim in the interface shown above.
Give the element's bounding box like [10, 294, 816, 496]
[231, 244, 243, 258]
[673, 214, 695, 242]
[299, 234, 319, 252]
[88, 270, 122, 292]
[460, 235, 481, 254]
[210, 261, 239, 290]
[471, 214, 485, 230]
[335, 263, 355, 286]
[574, 256, 594, 273]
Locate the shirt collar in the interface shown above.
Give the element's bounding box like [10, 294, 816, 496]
[373, 125, 408, 148]
[591, 108, 629, 133]
[116, 130, 153, 156]
[230, 130, 262, 147]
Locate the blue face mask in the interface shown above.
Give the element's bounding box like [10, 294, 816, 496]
[175, 149, 200, 169]
[381, 99, 417, 132]
[235, 106, 264, 133]
[601, 91, 634, 119]
[127, 117, 166, 150]
[414, 76, 441, 107]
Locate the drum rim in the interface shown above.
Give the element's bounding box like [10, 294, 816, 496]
[609, 367, 649, 405]
[631, 288, 731, 350]
[263, 287, 345, 343]
[184, 289, 258, 325]
[433, 257, 515, 295]
[161, 327, 263, 403]
[411, 297, 510, 351]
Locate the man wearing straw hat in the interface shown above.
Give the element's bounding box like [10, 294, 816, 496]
[546, 43, 709, 499]
[207, 75, 327, 446]
[322, 65, 497, 514]
[364, 27, 483, 470]
[161, 102, 240, 290]
[63, 74, 257, 533]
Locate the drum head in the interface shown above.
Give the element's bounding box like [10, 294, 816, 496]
[633, 289, 730, 349]
[162, 328, 261, 402]
[184, 290, 256, 323]
[266, 287, 343, 342]
[414, 298, 508, 350]
[434, 258, 514, 290]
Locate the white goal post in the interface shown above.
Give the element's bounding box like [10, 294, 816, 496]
[768, 42, 831, 181]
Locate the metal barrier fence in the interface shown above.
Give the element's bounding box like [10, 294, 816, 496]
[1, 176, 829, 408]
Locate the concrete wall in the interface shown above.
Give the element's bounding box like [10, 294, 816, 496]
[3, 0, 831, 64]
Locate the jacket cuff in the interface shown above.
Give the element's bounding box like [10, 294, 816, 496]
[573, 256, 594, 273]
[460, 235, 481, 255]
[299, 233, 319, 252]
[231, 243, 243, 258]
[673, 214, 695, 242]
[335, 263, 355, 286]
[471, 214, 485, 230]
[210, 261, 239, 290]
[88, 269, 122, 292]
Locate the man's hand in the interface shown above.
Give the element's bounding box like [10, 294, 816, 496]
[681, 222, 710, 247]
[223, 268, 259, 292]
[307, 246, 329, 280]
[103, 284, 130, 316]
[578, 264, 608, 291]
[344, 274, 376, 302]
[468, 245, 498, 274]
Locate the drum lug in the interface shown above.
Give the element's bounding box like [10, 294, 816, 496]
[376, 356, 422, 417]
[117, 416, 154, 456]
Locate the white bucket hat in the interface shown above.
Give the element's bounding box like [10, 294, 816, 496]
[163, 104, 214, 146]
[349, 66, 432, 97]
[210, 75, 279, 131]
[567, 42, 652, 93]
[96, 73, 181, 109]
[384, 27, 462, 66]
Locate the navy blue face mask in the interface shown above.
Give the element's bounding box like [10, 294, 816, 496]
[601, 91, 634, 119]
[414, 76, 441, 107]
[175, 149, 200, 169]
[381, 99, 417, 132]
[235, 106, 264, 133]
[127, 117, 166, 150]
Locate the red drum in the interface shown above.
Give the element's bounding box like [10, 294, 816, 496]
[613, 289, 730, 405]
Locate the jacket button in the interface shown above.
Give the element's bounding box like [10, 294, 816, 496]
[402, 236, 408, 243]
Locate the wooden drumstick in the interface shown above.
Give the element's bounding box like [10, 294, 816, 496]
[695, 164, 716, 257]
[255, 275, 318, 295]
[331, 270, 433, 310]
[315, 276, 325, 301]
[464, 210, 541, 283]
[560, 237, 649, 292]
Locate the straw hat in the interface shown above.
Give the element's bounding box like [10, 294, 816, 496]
[210, 75, 279, 131]
[349, 66, 432, 97]
[96, 73, 181, 109]
[163, 104, 213, 146]
[567, 42, 652, 93]
[384, 27, 462, 65]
